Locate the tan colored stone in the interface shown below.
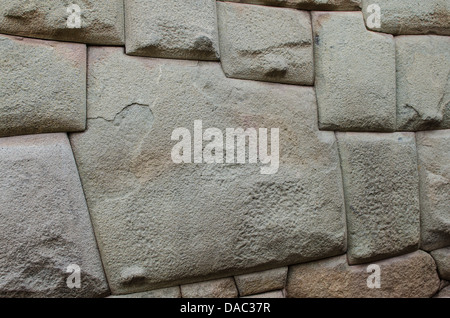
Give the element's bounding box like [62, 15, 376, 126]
[181, 278, 238, 298]
[242, 290, 284, 298]
[109, 286, 181, 298]
[235, 267, 287, 296]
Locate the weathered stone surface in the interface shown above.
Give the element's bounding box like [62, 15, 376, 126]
[286, 251, 440, 298]
[417, 130, 450, 251]
[181, 278, 238, 298]
[0, 0, 124, 44]
[362, 0, 450, 36]
[434, 285, 450, 298]
[0, 133, 109, 298]
[217, 2, 313, 85]
[337, 132, 420, 264]
[312, 12, 396, 131]
[235, 267, 287, 296]
[69, 46, 347, 294]
[0, 34, 86, 138]
[431, 248, 450, 280]
[396, 36, 450, 131]
[242, 290, 284, 298]
[218, 0, 361, 10]
[125, 0, 219, 60]
[109, 286, 181, 298]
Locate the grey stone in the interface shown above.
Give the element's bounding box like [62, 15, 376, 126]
[69, 46, 347, 294]
[396, 36, 450, 131]
[434, 285, 450, 298]
[235, 267, 287, 296]
[217, 0, 361, 10]
[286, 251, 440, 298]
[431, 248, 450, 280]
[242, 290, 284, 298]
[125, 0, 219, 60]
[337, 132, 420, 265]
[0, 34, 86, 138]
[109, 286, 181, 298]
[312, 12, 396, 131]
[181, 278, 238, 298]
[362, 0, 450, 36]
[217, 2, 313, 85]
[0, 0, 124, 44]
[417, 130, 450, 251]
[0, 133, 109, 298]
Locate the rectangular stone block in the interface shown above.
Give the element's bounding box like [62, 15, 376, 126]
[286, 251, 440, 298]
[217, 2, 313, 85]
[312, 12, 396, 131]
[0, 0, 125, 44]
[396, 36, 450, 131]
[181, 278, 238, 298]
[431, 248, 450, 281]
[217, 0, 361, 10]
[69, 47, 347, 294]
[0, 133, 109, 297]
[362, 0, 450, 35]
[109, 286, 181, 298]
[0, 34, 86, 137]
[337, 132, 420, 264]
[235, 267, 287, 296]
[125, 0, 219, 60]
[242, 290, 284, 298]
[417, 130, 450, 251]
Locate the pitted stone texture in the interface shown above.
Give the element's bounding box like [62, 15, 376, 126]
[362, 0, 450, 36]
[417, 130, 450, 251]
[337, 132, 420, 265]
[125, 0, 219, 60]
[109, 286, 181, 298]
[313, 12, 396, 131]
[0, 0, 124, 44]
[0, 133, 109, 298]
[181, 278, 238, 298]
[70, 47, 346, 294]
[286, 251, 440, 298]
[396, 36, 450, 131]
[0, 34, 86, 138]
[218, 0, 361, 10]
[235, 267, 287, 296]
[431, 248, 450, 280]
[242, 290, 285, 298]
[217, 2, 313, 85]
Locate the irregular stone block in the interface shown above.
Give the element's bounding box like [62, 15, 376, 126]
[109, 286, 181, 298]
[0, 34, 86, 138]
[431, 248, 450, 280]
[337, 132, 420, 264]
[312, 12, 396, 131]
[0, 0, 124, 44]
[217, 2, 313, 85]
[235, 267, 287, 296]
[286, 251, 440, 298]
[181, 278, 238, 298]
[242, 290, 284, 298]
[125, 0, 219, 60]
[434, 285, 450, 298]
[69, 47, 347, 294]
[396, 36, 450, 131]
[217, 0, 361, 10]
[417, 130, 450, 251]
[0, 133, 109, 298]
[362, 0, 450, 36]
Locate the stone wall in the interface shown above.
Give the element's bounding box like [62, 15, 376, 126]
[0, 0, 449, 298]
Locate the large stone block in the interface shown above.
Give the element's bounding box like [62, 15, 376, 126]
[417, 130, 450, 251]
[181, 278, 238, 298]
[234, 267, 287, 296]
[396, 36, 450, 131]
[69, 47, 347, 294]
[337, 132, 420, 264]
[125, 0, 219, 60]
[286, 251, 440, 298]
[217, 2, 313, 85]
[217, 0, 361, 10]
[0, 0, 124, 44]
[0, 34, 86, 138]
[362, 0, 450, 36]
[431, 248, 450, 280]
[0, 133, 109, 297]
[312, 12, 396, 131]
